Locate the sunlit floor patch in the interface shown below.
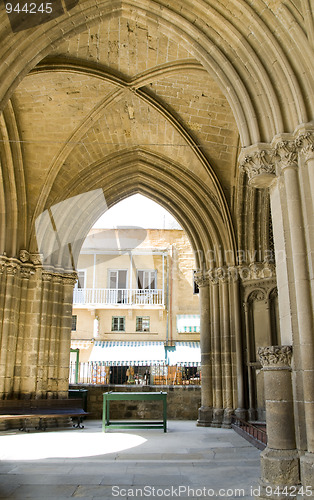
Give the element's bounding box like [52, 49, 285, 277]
[0, 431, 147, 460]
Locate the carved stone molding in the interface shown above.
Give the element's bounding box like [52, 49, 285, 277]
[239, 146, 276, 188]
[258, 345, 292, 368]
[20, 265, 33, 280]
[248, 289, 266, 302]
[274, 140, 299, 171]
[194, 271, 210, 288]
[296, 131, 314, 162]
[215, 266, 230, 283]
[238, 262, 276, 281]
[5, 262, 20, 276]
[61, 273, 78, 287]
[42, 271, 53, 283]
[19, 250, 30, 263]
[29, 253, 43, 266]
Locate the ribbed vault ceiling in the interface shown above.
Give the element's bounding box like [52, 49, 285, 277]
[0, 0, 312, 266]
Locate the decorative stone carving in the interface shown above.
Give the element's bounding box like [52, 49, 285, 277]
[6, 262, 20, 275]
[215, 266, 229, 283]
[238, 262, 276, 281]
[194, 271, 209, 288]
[20, 266, 33, 280]
[61, 273, 78, 287]
[239, 147, 276, 188]
[42, 271, 53, 283]
[29, 253, 43, 265]
[19, 250, 30, 263]
[258, 345, 292, 368]
[295, 130, 314, 161]
[275, 140, 299, 170]
[248, 289, 266, 302]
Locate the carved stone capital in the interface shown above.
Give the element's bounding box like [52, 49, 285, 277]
[19, 250, 30, 263]
[228, 266, 239, 282]
[216, 266, 230, 283]
[238, 262, 276, 282]
[239, 145, 276, 188]
[61, 273, 78, 287]
[258, 345, 292, 369]
[6, 262, 20, 276]
[20, 265, 33, 280]
[194, 271, 210, 288]
[30, 253, 43, 266]
[42, 271, 53, 283]
[296, 131, 314, 162]
[208, 270, 219, 285]
[274, 140, 299, 171]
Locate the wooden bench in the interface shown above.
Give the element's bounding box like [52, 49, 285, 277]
[0, 398, 89, 432]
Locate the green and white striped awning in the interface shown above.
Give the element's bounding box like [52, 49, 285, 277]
[176, 314, 200, 333]
[90, 341, 165, 366]
[88, 340, 201, 366]
[166, 342, 200, 366]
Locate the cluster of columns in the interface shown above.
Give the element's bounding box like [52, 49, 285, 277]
[195, 266, 245, 429]
[240, 125, 314, 493]
[0, 254, 76, 400]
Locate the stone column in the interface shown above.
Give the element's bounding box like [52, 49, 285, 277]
[47, 274, 62, 398]
[210, 271, 224, 427]
[291, 132, 314, 488]
[243, 301, 256, 421]
[13, 264, 33, 397]
[195, 271, 213, 426]
[217, 268, 234, 427]
[257, 346, 299, 498]
[58, 273, 77, 398]
[35, 271, 52, 398]
[231, 268, 246, 419]
[0, 260, 19, 398]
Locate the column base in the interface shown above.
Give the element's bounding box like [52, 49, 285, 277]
[234, 408, 247, 420]
[222, 408, 234, 428]
[211, 408, 224, 427]
[258, 447, 300, 497]
[300, 452, 314, 489]
[197, 406, 213, 427]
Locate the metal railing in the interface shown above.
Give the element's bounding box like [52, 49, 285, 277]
[231, 415, 267, 450]
[69, 362, 201, 386]
[73, 288, 164, 306]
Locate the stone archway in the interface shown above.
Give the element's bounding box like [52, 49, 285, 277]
[0, 1, 313, 495]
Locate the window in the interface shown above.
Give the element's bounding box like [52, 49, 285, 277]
[112, 316, 125, 332]
[109, 270, 128, 289]
[193, 271, 199, 294]
[71, 315, 77, 331]
[137, 270, 157, 290]
[136, 316, 150, 332]
[109, 270, 128, 303]
[75, 270, 85, 289]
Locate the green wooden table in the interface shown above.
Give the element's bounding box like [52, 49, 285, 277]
[102, 391, 167, 432]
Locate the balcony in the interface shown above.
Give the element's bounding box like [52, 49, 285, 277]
[73, 288, 164, 307]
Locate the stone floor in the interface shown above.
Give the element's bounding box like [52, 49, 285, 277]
[0, 420, 261, 499]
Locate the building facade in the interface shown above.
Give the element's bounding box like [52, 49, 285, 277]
[70, 228, 201, 383]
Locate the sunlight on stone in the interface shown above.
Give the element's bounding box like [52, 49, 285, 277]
[0, 431, 146, 460]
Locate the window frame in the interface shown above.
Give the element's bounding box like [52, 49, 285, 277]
[71, 315, 77, 331]
[108, 269, 128, 289]
[136, 316, 150, 332]
[75, 269, 86, 290]
[111, 316, 126, 332]
[137, 269, 157, 290]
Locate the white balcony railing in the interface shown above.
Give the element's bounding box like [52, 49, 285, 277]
[73, 288, 164, 306]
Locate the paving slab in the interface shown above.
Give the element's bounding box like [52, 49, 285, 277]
[0, 420, 261, 499]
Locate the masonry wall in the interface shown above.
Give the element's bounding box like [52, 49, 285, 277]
[70, 384, 201, 420]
